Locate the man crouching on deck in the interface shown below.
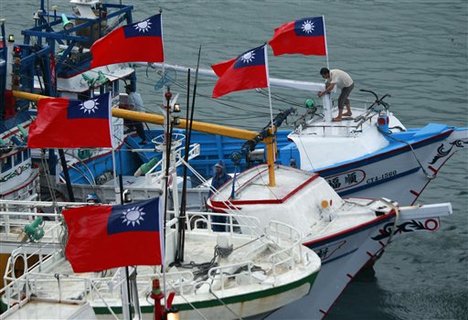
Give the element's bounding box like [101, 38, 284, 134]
[318, 67, 354, 122]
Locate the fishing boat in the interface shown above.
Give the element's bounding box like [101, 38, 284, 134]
[206, 161, 453, 319]
[0, 23, 40, 202]
[46, 68, 468, 207]
[0, 204, 321, 319]
[137, 63, 468, 207]
[0, 132, 322, 319]
[4, 0, 147, 202]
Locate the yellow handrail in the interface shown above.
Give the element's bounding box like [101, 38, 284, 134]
[12, 90, 277, 186]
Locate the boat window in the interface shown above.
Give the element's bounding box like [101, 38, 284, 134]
[23, 149, 29, 160]
[14, 152, 22, 165]
[2, 156, 12, 172]
[78, 90, 91, 101]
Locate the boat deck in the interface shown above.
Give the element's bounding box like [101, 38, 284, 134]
[209, 165, 393, 240]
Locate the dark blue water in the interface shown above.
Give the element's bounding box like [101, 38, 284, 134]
[2, 0, 467, 319]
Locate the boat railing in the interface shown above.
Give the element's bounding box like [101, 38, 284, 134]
[0, 210, 64, 244]
[207, 261, 256, 291]
[0, 199, 86, 242]
[0, 251, 132, 319]
[136, 270, 198, 297]
[144, 135, 201, 183]
[266, 220, 305, 274]
[183, 210, 262, 236]
[0, 248, 66, 317]
[298, 106, 379, 136]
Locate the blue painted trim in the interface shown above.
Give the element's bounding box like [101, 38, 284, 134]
[317, 129, 452, 176]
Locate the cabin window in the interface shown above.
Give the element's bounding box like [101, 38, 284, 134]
[23, 150, 29, 160]
[2, 156, 12, 172]
[14, 152, 21, 165]
[78, 90, 91, 101]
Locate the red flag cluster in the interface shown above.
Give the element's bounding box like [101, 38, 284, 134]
[212, 16, 327, 98]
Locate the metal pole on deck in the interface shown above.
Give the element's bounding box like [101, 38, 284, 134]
[264, 45, 276, 187]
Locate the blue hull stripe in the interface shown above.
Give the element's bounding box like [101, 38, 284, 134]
[317, 130, 452, 176]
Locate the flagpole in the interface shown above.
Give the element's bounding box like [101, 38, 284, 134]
[264, 45, 274, 133]
[160, 9, 166, 113]
[158, 9, 169, 314]
[109, 90, 132, 320]
[264, 44, 277, 187]
[322, 15, 330, 70]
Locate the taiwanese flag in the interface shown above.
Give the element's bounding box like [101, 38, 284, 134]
[268, 16, 327, 56]
[212, 45, 268, 98]
[90, 14, 164, 68]
[63, 198, 163, 273]
[27, 93, 112, 148]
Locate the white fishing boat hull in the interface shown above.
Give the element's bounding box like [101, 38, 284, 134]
[301, 202, 451, 319]
[0, 200, 321, 320]
[0, 121, 40, 201]
[290, 116, 468, 206]
[208, 164, 452, 319]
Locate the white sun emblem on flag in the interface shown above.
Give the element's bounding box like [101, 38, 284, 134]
[79, 99, 99, 114]
[134, 19, 152, 33]
[121, 206, 146, 226]
[301, 20, 315, 34]
[240, 51, 255, 64]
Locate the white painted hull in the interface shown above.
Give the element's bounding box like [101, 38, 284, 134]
[318, 129, 467, 205]
[269, 201, 450, 319]
[208, 165, 452, 319]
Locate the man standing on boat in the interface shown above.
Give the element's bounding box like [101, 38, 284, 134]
[210, 160, 231, 231]
[318, 68, 354, 122]
[124, 85, 147, 144]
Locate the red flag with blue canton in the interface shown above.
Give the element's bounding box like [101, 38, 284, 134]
[268, 16, 327, 56]
[63, 197, 163, 273]
[90, 14, 164, 68]
[212, 45, 268, 98]
[27, 93, 112, 148]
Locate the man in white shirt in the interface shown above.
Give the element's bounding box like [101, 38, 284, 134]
[318, 68, 354, 122]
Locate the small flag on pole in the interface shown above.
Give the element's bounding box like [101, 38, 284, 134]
[90, 14, 164, 68]
[268, 16, 327, 56]
[211, 45, 268, 98]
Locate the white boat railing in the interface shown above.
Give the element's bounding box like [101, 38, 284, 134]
[296, 107, 379, 137]
[267, 220, 306, 274]
[0, 199, 86, 245]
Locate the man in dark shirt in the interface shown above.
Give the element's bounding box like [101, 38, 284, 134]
[210, 160, 231, 231]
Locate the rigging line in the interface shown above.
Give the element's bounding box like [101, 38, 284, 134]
[157, 73, 274, 110]
[256, 89, 305, 107]
[155, 275, 210, 320]
[296, 134, 317, 172]
[209, 285, 244, 320]
[16, 58, 275, 114]
[40, 149, 58, 203]
[379, 128, 435, 180]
